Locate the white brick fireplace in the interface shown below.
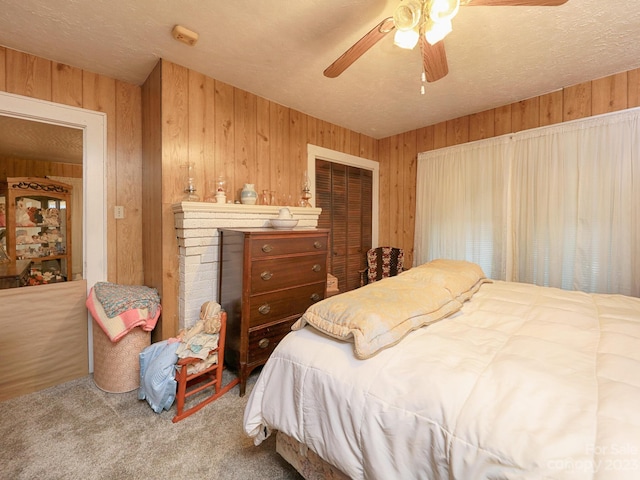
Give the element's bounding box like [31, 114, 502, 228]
[172, 202, 322, 329]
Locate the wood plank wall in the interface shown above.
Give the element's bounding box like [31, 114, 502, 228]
[3, 43, 640, 338]
[0, 156, 82, 178]
[0, 46, 144, 285]
[148, 60, 379, 339]
[379, 68, 640, 268]
[156, 60, 379, 204]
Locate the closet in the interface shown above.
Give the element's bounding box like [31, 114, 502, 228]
[315, 159, 372, 292]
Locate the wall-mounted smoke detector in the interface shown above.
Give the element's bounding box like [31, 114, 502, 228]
[172, 25, 199, 46]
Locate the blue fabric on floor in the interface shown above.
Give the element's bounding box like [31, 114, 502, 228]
[138, 340, 180, 414]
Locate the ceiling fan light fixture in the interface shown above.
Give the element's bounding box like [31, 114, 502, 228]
[428, 0, 460, 23]
[393, 0, 422, 31]
[394, 28, 420, 49]
[424, 18, 453, 45]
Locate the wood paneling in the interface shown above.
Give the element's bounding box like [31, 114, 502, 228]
[469, 109, 495, 141]
[539, 90, 563, 127]
[52, 62, 82, 107]
[160, 61, 189, 340]
[289, 109, 307, 197]
[592, 72, 627, 115]
[494, 104, 512, 136]
[629, 68, 640, 108]
[402, 130, 417, 269]
[256, 96, 271, 198]
[1, 48, 143, 287]
[5, 49, 51, 101]
[563, 81, 592, 121]
[377, 136, 391, 245]
[388, 134, 401, 246]
[0, 47, 5, 91]
[446, 116, 469, 145]
[270, 102, 289, 201]
[115, 81, 143, 284]
[141, 61, 163, 338]
[0, 156, 82, 178]
[433, 121, 447, 149]
[215, 80, 235, 197]
[143, 59, 379, 338]
[512, 97, 540, 132]
[187, 70, 209, 200]
[0, 280, 89, 401]
[4, 46, 638, 341]
[235, 88, 258, 190]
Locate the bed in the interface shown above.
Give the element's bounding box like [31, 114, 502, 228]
[243, 260, 640, 479]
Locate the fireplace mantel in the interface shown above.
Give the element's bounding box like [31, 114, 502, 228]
[173, 202, 322, 329]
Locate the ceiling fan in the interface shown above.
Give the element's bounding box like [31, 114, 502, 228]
[324, 0, 569, 83]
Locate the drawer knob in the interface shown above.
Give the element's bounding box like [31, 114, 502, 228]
[313, 241, 322, 249]
[261, 244, 273, 253]
[312, 264, 321, 272]
[258, 338, 270, 349]
[258, 304, 271, 315]
[261, 271, 273, 281]
[310, 293, 321, 302]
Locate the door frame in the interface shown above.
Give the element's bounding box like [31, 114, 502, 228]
[0, 90, 107, 371]
[306, 144, 379, 247]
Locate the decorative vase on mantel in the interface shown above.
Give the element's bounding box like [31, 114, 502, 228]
[240, 183, 258, 205]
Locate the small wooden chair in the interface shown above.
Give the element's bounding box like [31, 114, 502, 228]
[172, 310, 239, 423]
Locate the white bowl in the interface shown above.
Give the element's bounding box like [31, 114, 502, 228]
[270, 218, 299, 230]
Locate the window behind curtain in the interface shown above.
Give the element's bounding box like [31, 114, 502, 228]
[415, 108, 640, 297]
[415, 136, 511, 280]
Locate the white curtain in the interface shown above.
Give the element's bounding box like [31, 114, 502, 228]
[415, 135, 511, 279]
[415, 108, 640, 296]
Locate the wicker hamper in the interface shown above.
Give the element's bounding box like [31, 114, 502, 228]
[92, 320, 151, 393]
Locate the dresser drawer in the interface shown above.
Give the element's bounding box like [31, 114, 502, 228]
[251, 254, 327, 294]
[249, 282, 325, 328]
[248, 319, 296, 364]
[250, 235, 328, 259]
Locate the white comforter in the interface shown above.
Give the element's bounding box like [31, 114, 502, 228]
[244, 281, 640, 479]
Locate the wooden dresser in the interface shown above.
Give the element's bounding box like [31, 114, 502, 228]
[219, 228, 329, 395]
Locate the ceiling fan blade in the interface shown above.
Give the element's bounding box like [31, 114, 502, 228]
[420, 37, 448, 82]
[324, 17, 395, 78]
[461, 0, 568, 5]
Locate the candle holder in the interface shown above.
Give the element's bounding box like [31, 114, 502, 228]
[215, 175, 227, 204]
[300, 171, 312, 207]
[182, 162, 200, 201]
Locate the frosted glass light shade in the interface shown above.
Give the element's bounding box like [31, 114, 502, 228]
[425, 19, 452, 45]
[429, 0, 460, 23]
[394, 28, 420, 49]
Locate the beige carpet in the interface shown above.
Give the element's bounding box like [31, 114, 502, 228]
[0, 370, 302, 479]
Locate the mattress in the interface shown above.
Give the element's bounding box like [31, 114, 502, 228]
[243, 280, 640, 479]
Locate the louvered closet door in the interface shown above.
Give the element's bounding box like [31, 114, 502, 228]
[316, 159, 373, 292]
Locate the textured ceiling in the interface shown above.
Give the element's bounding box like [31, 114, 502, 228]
[1, 0, 640, 143]
[0, 115, 83, 164]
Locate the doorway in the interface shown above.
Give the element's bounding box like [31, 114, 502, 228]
[0, 92, 107, 398]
